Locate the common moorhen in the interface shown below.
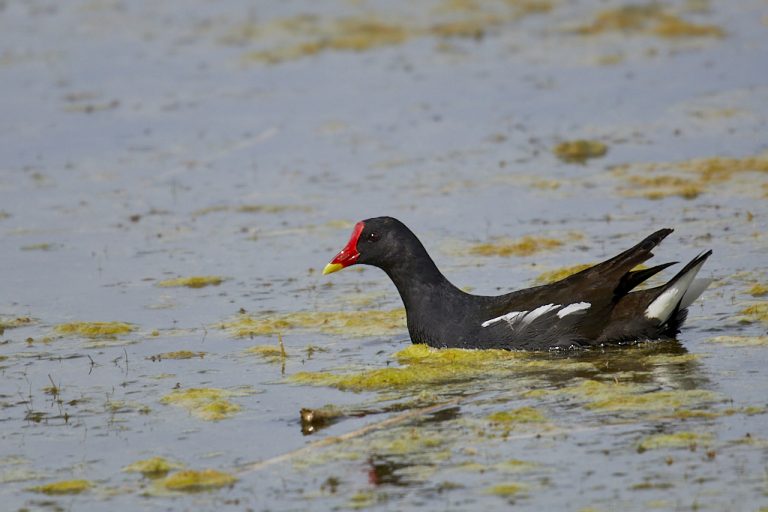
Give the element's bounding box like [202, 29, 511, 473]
[323, 217, 712, 350]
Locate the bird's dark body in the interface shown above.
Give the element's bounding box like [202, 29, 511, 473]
[326, 217, 712, 350]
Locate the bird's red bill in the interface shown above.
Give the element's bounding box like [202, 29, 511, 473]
[323, 221, 365, 275]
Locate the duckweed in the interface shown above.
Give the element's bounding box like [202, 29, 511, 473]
[30, 479, 92, 495]
[220, 309, 405, 337]
[469, 235, 563, 257]
[123, 457, 183, 477]
[161, 469, 237, 491]
[637, 431, 713, 451]
[54, 321, 135, 338]
[553, 140, 607, 164]
[160, 388, 241, 421]
[157, 276, 225, 288]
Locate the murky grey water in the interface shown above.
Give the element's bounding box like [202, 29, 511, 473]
[1, 0, 767, 510]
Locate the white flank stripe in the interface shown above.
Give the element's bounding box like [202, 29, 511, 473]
[481, 310, 526, 328]
[520, 304, 561, 326]
[557, 302, 591, 318]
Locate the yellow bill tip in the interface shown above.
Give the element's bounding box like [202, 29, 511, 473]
[322, 263, 344, 275]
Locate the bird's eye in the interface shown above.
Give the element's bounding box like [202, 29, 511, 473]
[367, 232, 380, 243]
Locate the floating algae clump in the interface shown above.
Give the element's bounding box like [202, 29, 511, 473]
[553, 140, 607, 164]
[553, 379, 719, 412]
[747, 284, 768, 297]
[244, 17, 408, 64]
[150, 350, 206, 360]
[54, 321, 135, 338]
[291, 344, 531, 392]
[739, 303, 768, 323]
[157, 276, 225, 288]
[369, 428, 444, 455]
[496, 459, 538, 473]
[488, 406, 547, 425]
[220, 309, 405, 337]
[624, 175, 703, 200]
[123, 457, 183, 477]
[469, 236, 562, 257]
[247, 343, 287, 362]
[577, 4, 725, 39]
[534, 263, 593, 284]
[161, 469, 237, 491]
[160, 388, 241, 421]
[0, 316, 33, 334]
[485, 482, 527, 496]
[615, 153, 768, 199]
[637, 431, 713, 451]
[30, 479, 91, 495]
[241, 4, 552, 65]
[708, 335, 768, 347]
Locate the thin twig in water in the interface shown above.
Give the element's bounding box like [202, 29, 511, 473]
[235, 400, 635, 476]
[235, 395, 466, 475]
[278, 333, 287, 375]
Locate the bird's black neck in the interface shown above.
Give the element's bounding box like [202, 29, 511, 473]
[380, 241, 464, 316]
